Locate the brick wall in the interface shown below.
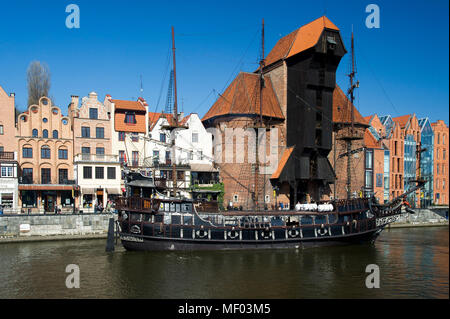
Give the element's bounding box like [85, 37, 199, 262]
[0, 86, 17, 153]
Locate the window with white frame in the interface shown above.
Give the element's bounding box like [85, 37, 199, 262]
[1, 166, 13, 177]
[192, 132, 198, 143]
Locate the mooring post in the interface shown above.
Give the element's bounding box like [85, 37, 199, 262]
[105, 217, 115, 252]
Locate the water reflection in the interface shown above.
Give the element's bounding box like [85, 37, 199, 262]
[0, 227, 447, 299]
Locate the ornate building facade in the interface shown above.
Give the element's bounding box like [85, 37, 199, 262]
[16, 97, 75, 213]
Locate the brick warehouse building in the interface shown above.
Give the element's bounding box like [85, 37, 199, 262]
[432, 120, 449, 205]
[329, 85, 369, 200]
[0, 86, 19, 210]
[203, 16, 347, 209]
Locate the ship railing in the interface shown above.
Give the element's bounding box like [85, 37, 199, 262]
[115, 196, 159, 213]
[333, 198, 369, 213]
[194, 200, 219, 213]
[122, 212, 379, 237]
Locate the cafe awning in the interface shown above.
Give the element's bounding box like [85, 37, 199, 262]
[81, 188, 95, 194]
[190, 163, 218, 172]
[106, 187, 122, 194]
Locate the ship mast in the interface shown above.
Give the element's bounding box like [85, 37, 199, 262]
[344, 30, 360, 199]
[254, 19, 265, 210]
[171, 26, 178, 197]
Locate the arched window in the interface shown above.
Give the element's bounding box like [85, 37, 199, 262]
[41, 146, 51, 159]
[43, 129, 48, 138]
[53, 130, 58, 139]
[32, 129, 38, 137]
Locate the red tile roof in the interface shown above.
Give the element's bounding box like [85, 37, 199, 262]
[271, 146, 294, 179]
[148, 112, 191, 131]
[392, 114, 411, 128]
[264, 16, 340, 67]
[115, 113, 146, 133]
[363, 115, 374, 123]
[364, 129, 381, 149]
[202, 72, 284, 122]
[333, 85, 368, 126]
[111, 99, 146, 112]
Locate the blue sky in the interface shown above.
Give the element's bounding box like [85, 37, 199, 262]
[0, 0, 448, 124]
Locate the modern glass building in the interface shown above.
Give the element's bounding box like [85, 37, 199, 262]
[418, 118, 434, 207]
[384, 149, 390, 202]
[380, 115, 394, 138]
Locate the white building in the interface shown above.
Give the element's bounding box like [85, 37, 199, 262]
[104, 96, 149, 169]
[0, 151, 19, 212]
[145, 112, 218, 197]
[74, 154, 122, 212]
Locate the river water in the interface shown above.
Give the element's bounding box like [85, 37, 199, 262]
[0, 226, 447, 299]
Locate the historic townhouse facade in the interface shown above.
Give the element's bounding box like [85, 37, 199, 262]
[391, 114, 421, 207]
[104, 96, 148, 169]
[363, 114, 390, 203]
[70, 92, 121, 211]
[146, 112, 217, 198]
[0, 85, 19, 210]
[16, 97, 75, 213]
[379, 115, 405, 201]
[432, 120, 449, 205]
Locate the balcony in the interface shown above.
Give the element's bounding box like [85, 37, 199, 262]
[75, 154, 119, 163]
[0, 151, 17, 161]
[19, 177, 76, 185]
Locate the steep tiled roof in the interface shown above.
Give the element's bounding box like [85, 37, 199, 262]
[392, 114, 411, 128]
[363, 115, 374, 124]
[270, 146, 294, 179]
[264, 16, 340, 67]
[364, 129, 381, 149]
[115, 113, 146, 133]
[148, 112, 191, 131]
[111, 99, 146, 112]
[202, 72, 284, 122]
[333, 85, 368, 126]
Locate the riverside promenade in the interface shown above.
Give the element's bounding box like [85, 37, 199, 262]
[389, 207, 449, 228]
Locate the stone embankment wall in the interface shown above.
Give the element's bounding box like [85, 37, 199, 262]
[391, 208, 449, 228]
[0, 214, 115, 240]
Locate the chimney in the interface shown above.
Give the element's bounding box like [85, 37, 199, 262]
[178, 112, 184, 121]
[71, 95, 79, 108]
[10, 93, 15, 97]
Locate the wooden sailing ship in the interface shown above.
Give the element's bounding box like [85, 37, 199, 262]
[115, 22, 425, 251]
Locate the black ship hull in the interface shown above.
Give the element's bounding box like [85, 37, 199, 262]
[114, 186, 418, 252]
[119, 227, 383, 251]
